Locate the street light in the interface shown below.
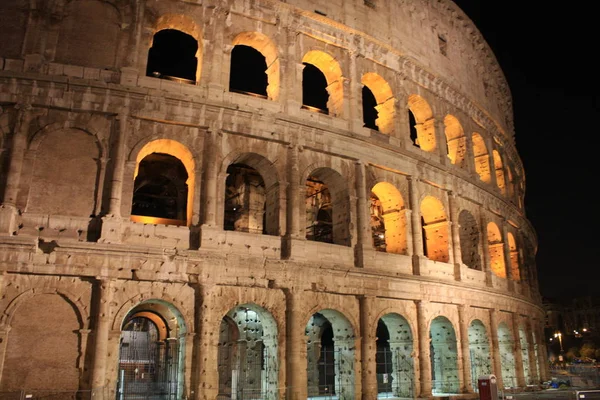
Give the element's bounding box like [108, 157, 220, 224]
[554, 332, 564, 353]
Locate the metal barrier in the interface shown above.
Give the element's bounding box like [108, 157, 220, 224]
[0, 387, 110, 400]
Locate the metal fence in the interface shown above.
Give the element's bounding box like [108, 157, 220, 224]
[0, 387, 110, 400]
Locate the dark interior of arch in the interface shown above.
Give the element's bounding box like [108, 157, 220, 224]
[224, 163, 267, 234]
[229, 44, 268, 97]
[319, 321, 335, 394]
[132, 152, 188, 221]
[146, 29, 198, 82]
[408, 109, 418, 146]
[362, 85, 379, 130]
[302, 62, 329, 113]
[376, 320, 393, 393]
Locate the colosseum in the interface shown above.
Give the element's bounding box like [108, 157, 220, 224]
[0, 0, 546, 399]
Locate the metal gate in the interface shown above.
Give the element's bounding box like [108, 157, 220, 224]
[117, 329, 180, 400]
[376, 348, 414, 398]
[217, 342, 269, 400]
[470, 350, 491, 391]
[318, 349, 338, 396]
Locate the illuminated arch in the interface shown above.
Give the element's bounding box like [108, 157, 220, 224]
[443, 115, 467, 168]
[232, 31, 280, 100]
[407, 94, 436, 152]
[487, 222, 506, 278]
[420, 195, 449, 262]
[493, 149, 506, 195]
[371, 182, 407, 254]
[302, 50, 344, 116]
[361, 73, 395, 134]
[132, 139, 195, 226]
[151, 14, 203, 82]
[472, 133, 491, 183]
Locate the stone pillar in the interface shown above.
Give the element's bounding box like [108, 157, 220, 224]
[0, 325, 10, 382]
[203, 130, 221, 226]
[501, 220, 514, 292]
[120, 0, 145, 85]
[286, 289, 307, 400]
[408, 177, 423, 275]
[286, 144, 300, 238]
[480, 209, 493, 287]
[416, 300, 431, 397]
[359, 295, 377, 399]
[94, 157, 109, 216]
[525, 322, 538, 385]
[448, 191, 462, 281]
[512, 314, 525, 387]
[355, 161, 372, 267]
[184, 332, 195, 400]
[489, 309, 503, 389]
[107, 113, 129, 217]
[91, 278, 115, 394]
[458, 305, 472, 393]
[0, 104, 34, 234]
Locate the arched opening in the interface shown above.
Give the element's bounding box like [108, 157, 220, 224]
[377, 313, 414, 397]
[131, 139, 195, 226]
[361, 73, 395, 134]
[229, 45, 268, 98]
[472, 133, 491, 183]
[131, 153, 188, 226]
[407, 95, 436, 152]
[444, 115, 467, 168]
[370, 182, 408, 254]
[430, 316, 459, 395]
[217, 304, 278, 400]
[498, 322, 516, 388]
[305, 168, 350, 246]
[420, 196, 449, 262]
[306, 310, 355, 399]
[302, 63, 329, 114]
[117, 301, 186, 399]
[519, 328, 531, 384]
[468, 319, 492, 391]
[362, 86, 379, 130]
[146, 29, 198, 83]
[493, 150, 506, 195]
[224, 163, 266, 234]
[302, 51, 344, 116]
[487, 222, 506, 278]
[458, 210, 482, 270]
[408, 110, 418, 146]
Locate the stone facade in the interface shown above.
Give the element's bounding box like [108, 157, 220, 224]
[0, 0, 546, 399]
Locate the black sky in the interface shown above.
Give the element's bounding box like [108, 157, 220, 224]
[450, 2, 600, 300]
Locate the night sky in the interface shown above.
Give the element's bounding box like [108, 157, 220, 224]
[451, 2, 600, 300]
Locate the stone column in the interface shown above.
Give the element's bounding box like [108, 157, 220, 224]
[480, 209, 493, 287]
[355, 161, 372, 267]
[525, 322, 538, 385]
[512, 314, 525, 387]
[0, 325, 10, 381]
[458, 305, 472, 393]
[286, 289, 307, 400]
[94, 157, 109, 216]
[501, 219, 514, 292]
[203, 130, 221, 227]
[91, 278, 115, 394]
[448, 191, 462, 281]
[107, 112, 129, 217]
[416, 300, 431, 397]
[184, 332, 195, 400]
[408, 177, 423, 275]
[489, 309, 503, 389]
[120, 0, 145, 85]
[286, 144, 300, 238]
[359, 295, 377, 399]
[0, 104, 34, 234]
